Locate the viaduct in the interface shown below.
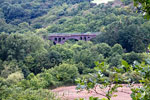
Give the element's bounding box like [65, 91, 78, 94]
[48, 33, 98, 44]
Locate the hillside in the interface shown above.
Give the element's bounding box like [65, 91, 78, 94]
[0, 0, 149, 52]
[1, 0, 150, 100]
[0, 0, 91, 33]
[0, 0, 133, 33]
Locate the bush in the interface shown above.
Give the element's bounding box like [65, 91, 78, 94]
[82, 68, 96, 74]
[18, 72, 55, 89]
[0, 60, 20, 78]
[6, 71, 24, 84]
[48, 63, 79, 86]
[0, 59, 3, 74]
[2, 87, 59, 100]
[107, 53, 122, 67]
[123, 52, 143, 64]
[0, 77, 8, 100]
[76, 62, 85, 74]
[92, 43, 111, 58]
[111, 44, 124, 55]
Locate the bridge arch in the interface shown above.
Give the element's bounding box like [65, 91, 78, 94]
[63, 38, 79, 44]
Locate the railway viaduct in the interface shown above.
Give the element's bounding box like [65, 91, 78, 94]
[48, 33, 98, 44]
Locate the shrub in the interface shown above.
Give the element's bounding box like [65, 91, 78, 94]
[0, 60, 20, 78]
[92, 43, 111, 58]
[2, 87, 59, 100]
[111, 44, 124, 55]
[6, 71, 24, 84]
[107, 53, 122, 67]
[48, 63, 79, 86]
[18, 72, 54, 89]
[123, 52, 143, 64]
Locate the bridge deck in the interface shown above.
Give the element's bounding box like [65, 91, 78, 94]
[49, 34, 97, 37]
[48, 32, 100, 36]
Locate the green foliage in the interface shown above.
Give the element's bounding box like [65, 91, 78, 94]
[92, 43, 111, 58]
[76, 53, 150, 100]
[76, 62, 129, 100]
[0, 0, 149, 53]
[48, 63, 79, 86]
[0, 76, 44, 100]
[6, 71, 24, 84]
[0, 33, 53, 75]
[0, 0, 91, 25]
[50, 44, 74, 61]
[1, 0, 150, 99]
[122, 0, 132, 5]
[0, 32, 145, 84]
[0, 59, 3, 74]
[76, 96, 104, 100]
[18, 72, 54, 89]
[107, 53, 122, 67]
[122, 52, 143, 64]
[44, 50, 62, 68]
[74, 49, 104, 68]
[120, 51, 150, 100]
[1, 87, 59, 100]
[0, 33, 48, 61]
[0, 60, 20, 78]
[18, 63, 79, 89]
[133, 0, 150, 19]
[76, 62, 86, 74]
[92, 17, 149, 53]
[111, 44, 124, 55]
[0, 77, 8, 100]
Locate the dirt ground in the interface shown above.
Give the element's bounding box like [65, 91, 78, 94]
[52, 85, 140, 100]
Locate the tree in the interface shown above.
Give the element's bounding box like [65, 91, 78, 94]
[0, 33, 9, 61]
[76, 61, 130, 100]
[91, 43, 111, 58]
[48, 63, 79, 85]
[0, 59, 3, 74]
[111, 44, 124, 55]
[50, 44, 74, 61]
[122, 52, 143, 64]
[108, 53, 122, 67]
[133, 0, 150, 19]
[19, 72, 54, 89]
[0, 60, 20, 78]
[122, 51, 150, 100]
[6, 71, 24, 84]
[74, 49, 104, 68]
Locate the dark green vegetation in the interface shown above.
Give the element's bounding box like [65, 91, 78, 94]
[1, 33, 144, 83]
[0, 0, 150, 52]
[0, 0, 150, 100]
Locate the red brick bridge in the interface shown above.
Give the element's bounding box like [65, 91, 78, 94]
[48, 33, 98, 44]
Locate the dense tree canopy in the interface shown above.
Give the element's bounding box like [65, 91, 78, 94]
[0, 0, 150, 100]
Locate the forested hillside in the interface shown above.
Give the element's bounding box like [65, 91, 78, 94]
[0, 0, 150, 100]
[0, 0, 91, 33]
[0, 0, 150, 52]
